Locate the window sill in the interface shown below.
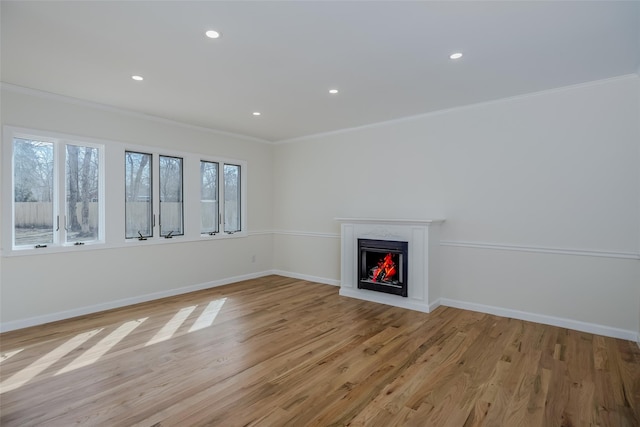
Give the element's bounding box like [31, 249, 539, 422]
[2, 231, 248, 257]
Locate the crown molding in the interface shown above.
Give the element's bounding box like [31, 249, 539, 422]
[0, 82, 272, 145]
[275, 74, 640, 145]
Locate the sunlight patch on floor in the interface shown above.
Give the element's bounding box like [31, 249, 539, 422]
[189, 298, 226, 332]
[0, 349, 24, 364]
[56, 318, 147, 375]
[1, 298, 228, 393]
[0, 328, 103, 394]
[145, 306, 196, 346]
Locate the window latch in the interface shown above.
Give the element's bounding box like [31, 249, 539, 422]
[34, 244, 47, 249]
[74, 242, 85, 246]
[208, 231, 218, 236]
[137, 231, 147, 241]
[164, 231, 174, 239]
[225, 231, 236, 235]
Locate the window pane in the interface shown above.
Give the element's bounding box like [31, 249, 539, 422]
[13, 138, 54, 246]
[200, 161, 219, 234]
[223, 164, 241, 232]
[66, 145, 99, 243]
[125, 151, 152, 238]
[159, 156, 183, 237]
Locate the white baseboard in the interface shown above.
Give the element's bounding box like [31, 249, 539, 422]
[429, 298, 442, 313]
[271, 270, 340, 287]
[440, 298, 638, 342]
[4, 272, 636, 344]
[0, 271, 275, 333]
[268, 275, 637, 342]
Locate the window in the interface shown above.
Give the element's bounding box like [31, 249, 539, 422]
[159, 155, 183, 237]
[13, 138, 54, 246]
[11, 133, 103, 249]
[223, 164, 241, 233]
[65, 145, 100, 243]
[3, 126, 247, 255]
[125, 151, 152, 239]
[125, 153, 185, 239]
[200, 161, 219, 235]
[201, 160, 243, 235]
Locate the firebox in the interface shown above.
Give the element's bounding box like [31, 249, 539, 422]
[358, 239, 408, 297]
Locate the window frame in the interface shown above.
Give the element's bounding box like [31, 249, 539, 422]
[121, 147, 247, 245]
[124, 150, 154, 240]
[199, 156, 247, 240]
[223, 163, 242, 234]
[2, 126, 247, 257]
[64, 142, 103, 245]
[158, 154, 184, 238]
[13, 135, 56, 247]
[3, 127, 106, 253]
[200, 160, 220, 236]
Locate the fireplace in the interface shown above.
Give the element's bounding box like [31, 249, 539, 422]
[358, 239, 408, 297]
[336, 218, 444, 313]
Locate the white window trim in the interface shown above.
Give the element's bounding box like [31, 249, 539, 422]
[1, 126, 248, 257]
[199, 159, 221, 236]
[2, 126, 106, 253]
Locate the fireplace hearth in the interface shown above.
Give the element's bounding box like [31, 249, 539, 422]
[358, 239, 408, 297]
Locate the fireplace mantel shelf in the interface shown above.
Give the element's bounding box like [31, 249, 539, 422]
[335, 218, 445, 226]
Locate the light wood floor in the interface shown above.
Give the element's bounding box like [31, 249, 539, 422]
[1, 275, 639, 426]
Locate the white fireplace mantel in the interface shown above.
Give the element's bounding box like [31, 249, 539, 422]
[335, 218, 444, 313]
[335, 218, 444, 225]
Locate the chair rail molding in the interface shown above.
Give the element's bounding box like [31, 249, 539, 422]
[439, 240, 640, 260]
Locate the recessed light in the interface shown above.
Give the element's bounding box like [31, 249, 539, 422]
[252, 112, 261, 116]
[329, 89, 339, 94]
[205, 30, 221, 39]
[131, 75, 144, 81]
[449, 52, 463, 60]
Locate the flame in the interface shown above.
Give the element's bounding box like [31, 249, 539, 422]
[371, 253, 397, 282]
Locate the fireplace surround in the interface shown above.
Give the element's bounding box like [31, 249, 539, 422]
[336, 218, 444, 313]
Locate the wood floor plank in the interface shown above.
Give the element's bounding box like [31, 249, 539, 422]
[1, 275, 639, 426]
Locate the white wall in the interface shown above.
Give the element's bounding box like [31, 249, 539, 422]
[273, 75, 640, 339]
[0, 87, 274, 330]
[2, 76, 639, 340]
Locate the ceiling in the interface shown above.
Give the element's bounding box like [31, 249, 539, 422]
[2, 1, 639, 143]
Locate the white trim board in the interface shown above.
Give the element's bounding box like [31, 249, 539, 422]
[440, 240, 640, 260]
[275, 74, 639, 145]
[1, 83, 271, 145]
[271, 270, 340, 287]
[272, 230, 340, 239]
[271, 230, 639, 260]
[440, 298, 637, 342]
[0, 271, 276, 333]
